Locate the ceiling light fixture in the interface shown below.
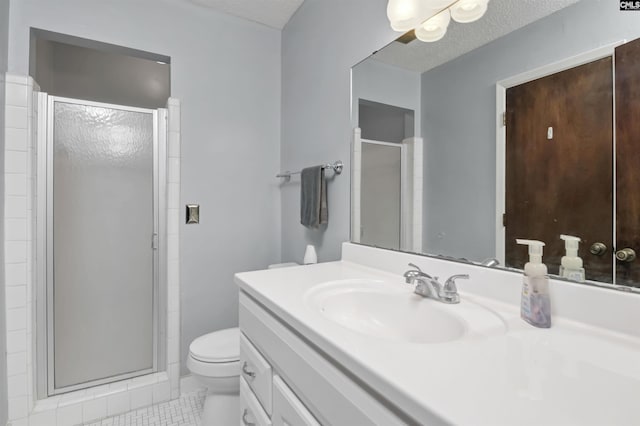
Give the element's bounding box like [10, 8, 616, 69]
[450, 0, 489, 23]
[387, 0, 490, 42]
[415, 8, 451, 42]
[386, 0, 427, 32]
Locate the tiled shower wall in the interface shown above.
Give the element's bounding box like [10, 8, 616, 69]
[166, 97, 182, 400]
[3, 74, 182, 426]
[4, 74, 36, 424]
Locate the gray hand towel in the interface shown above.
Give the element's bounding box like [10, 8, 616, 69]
[300, 166, 328, 229]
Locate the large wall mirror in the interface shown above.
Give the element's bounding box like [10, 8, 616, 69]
[351, 0, 640, 289]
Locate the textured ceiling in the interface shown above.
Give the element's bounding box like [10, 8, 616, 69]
[186, 0, 304, 29]
[372, 0, 580, 73]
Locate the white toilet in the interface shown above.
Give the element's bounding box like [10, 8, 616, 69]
[187, 327, 241, 425]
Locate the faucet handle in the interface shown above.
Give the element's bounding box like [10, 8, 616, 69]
[404, 263, 422, 282]
[403, 263, 434, 284]
[408, 262, 422, 271]
[444, 274, 469, 293]
[441, 274, 469, 304]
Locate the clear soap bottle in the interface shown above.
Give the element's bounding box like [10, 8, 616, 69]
[516, 239, 551, 328]
[559, 235, 585, 282]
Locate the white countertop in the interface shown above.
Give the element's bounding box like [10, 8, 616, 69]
[235, 253, 640, 425]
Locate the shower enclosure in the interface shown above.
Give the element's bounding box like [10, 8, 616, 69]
[37, 95, 166, 396]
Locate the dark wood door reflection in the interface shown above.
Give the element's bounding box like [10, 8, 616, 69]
[615, 37, 640, 286]
[505, 57, 614, 282]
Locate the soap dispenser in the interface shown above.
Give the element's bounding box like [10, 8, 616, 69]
[559, 235, 585, 282]
[516, 239, 551, 328]
[303, 245, 318, 265]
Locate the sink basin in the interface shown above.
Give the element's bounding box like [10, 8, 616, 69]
[305, 279, 506, 344]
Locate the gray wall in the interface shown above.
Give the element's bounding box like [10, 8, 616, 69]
[352, 59, 421, 137]
[281, 0, 397, 263]
[0, 0, 8, 423]
[421, 0, 640, 261]
[359, 101, 414, 143]
[8, 0, 282, 374]
[33, 39, 171, 109]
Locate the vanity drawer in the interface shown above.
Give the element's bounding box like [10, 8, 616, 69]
[240, 332, 273, 414]
[272, 375, 320, 426]
[240, 377, 272, 426]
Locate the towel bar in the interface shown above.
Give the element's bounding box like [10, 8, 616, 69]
[276, 160, 343, 179]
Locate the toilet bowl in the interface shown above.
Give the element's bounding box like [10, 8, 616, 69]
[187, 327, 240, 425]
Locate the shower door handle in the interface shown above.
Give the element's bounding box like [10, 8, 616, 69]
[152, 233, 158, 250]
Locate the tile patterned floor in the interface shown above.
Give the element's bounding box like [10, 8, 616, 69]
[84, 390, 206, 426]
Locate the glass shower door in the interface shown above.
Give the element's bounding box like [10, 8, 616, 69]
[48, 97, 158, 394]
[360, 141, 403, 250]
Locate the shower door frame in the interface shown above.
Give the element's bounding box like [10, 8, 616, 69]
[36, 94, 167, 397]
[359, 138, 407, 250]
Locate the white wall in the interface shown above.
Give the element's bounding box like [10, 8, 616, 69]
[8, 0, 282, 374]
[281, 0, 397, 263]
[0, 0, 9, 423]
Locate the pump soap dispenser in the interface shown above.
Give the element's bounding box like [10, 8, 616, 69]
[516, 239, 551, 328]
[559, 235, 585, 282]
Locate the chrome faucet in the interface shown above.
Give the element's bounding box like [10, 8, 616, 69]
[403, 263, 441, 299]
[403, 263, 469, 304]
[480, 258, 500, 268]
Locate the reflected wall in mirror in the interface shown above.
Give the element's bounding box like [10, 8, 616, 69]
[351, 0, 640, 288]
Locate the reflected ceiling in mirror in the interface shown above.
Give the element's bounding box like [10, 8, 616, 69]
[377, 0, 578, 73]
[351, 0, 640, 289]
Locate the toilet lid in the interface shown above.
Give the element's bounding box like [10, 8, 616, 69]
[189, 327, 240, 363]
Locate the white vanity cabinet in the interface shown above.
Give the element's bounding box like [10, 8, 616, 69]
[240, 334, 273, 414]
[240, 377, 272, 426]
[239, 291, 409, 426]
[239, 372, 318, 426]
[272, 376, 320, 426]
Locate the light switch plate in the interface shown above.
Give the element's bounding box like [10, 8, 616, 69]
[186, 204, 199, 224]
